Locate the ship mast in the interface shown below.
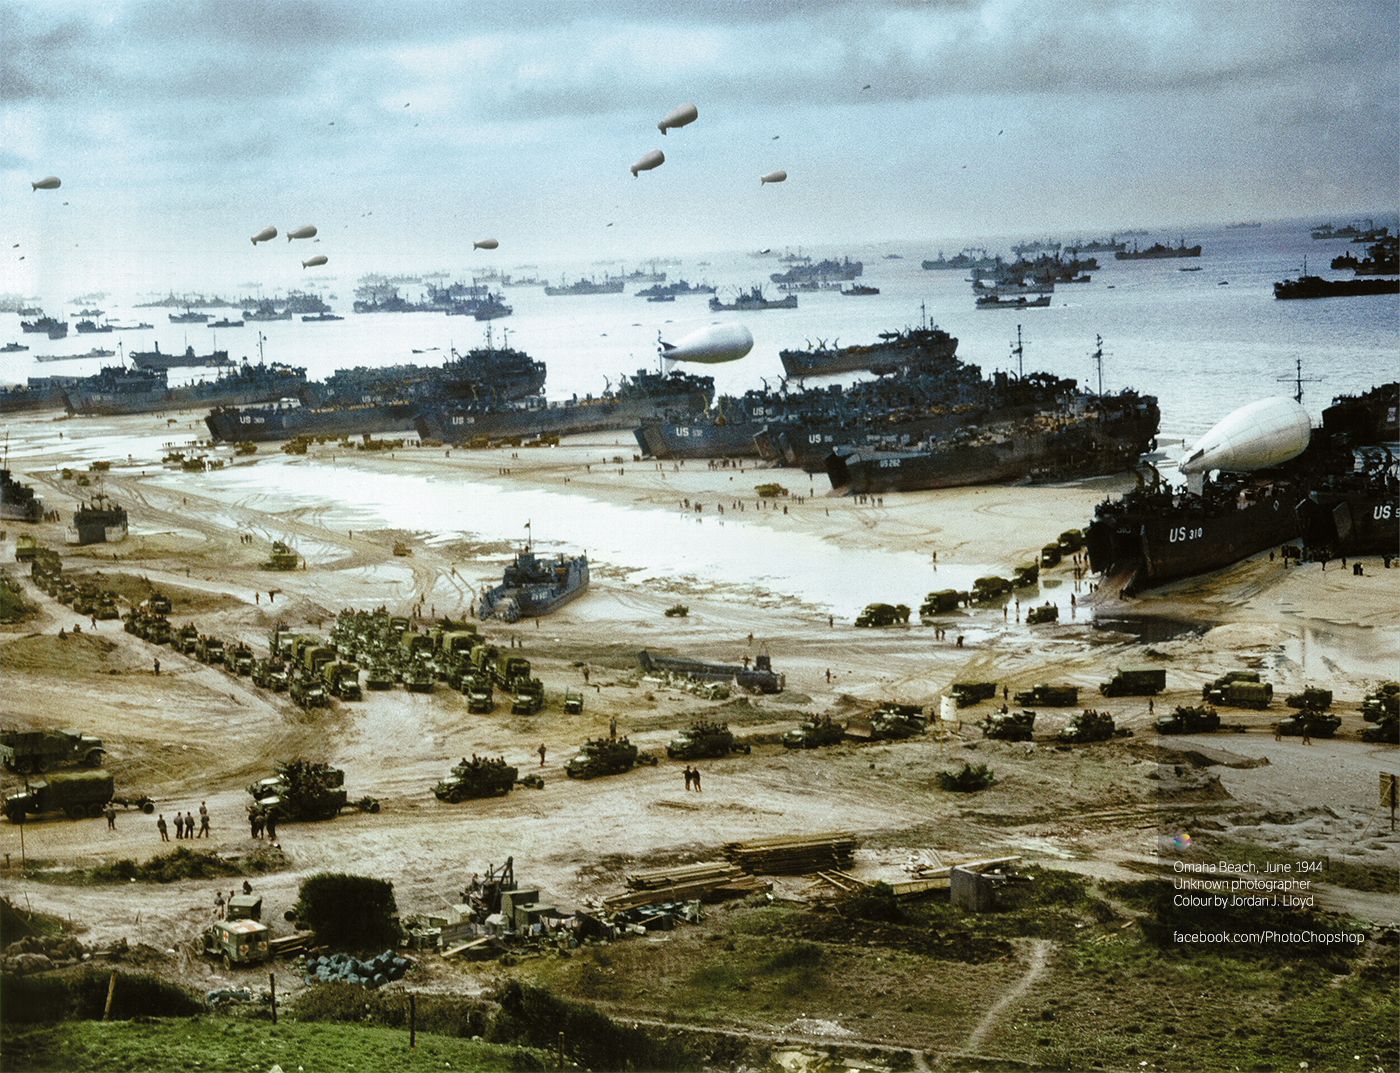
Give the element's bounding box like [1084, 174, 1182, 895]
[1010, 324, 1024, 378]
[1090, 334, 1105, 396]
[1276, 357, 1320, 405]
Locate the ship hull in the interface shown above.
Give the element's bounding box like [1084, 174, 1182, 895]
[207, 402, 418, 442]
[1297, 488, 1400, 556]
[416, 389, 709, 445]
[1274, 277, 1400, 300]
[779, 335, 958, 378]
[68, 378, 306, 417]
[634, 419, 764, 459]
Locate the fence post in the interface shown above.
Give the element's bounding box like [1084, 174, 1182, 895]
[102, 971, 117, 1021]
[409, 993, 417, 1049]
[269, 972, 277, 1024]
[557, 1030, 565, 1070]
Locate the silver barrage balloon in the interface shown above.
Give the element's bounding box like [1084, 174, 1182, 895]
[473, 238, 499, 250]
[659, 323, 754, 364]
[287, 225, 318, 241]
[759, 170, 787, 185]
[250, 226, 278, 245]
[657, 103, 698, 135]
[301, 255, 329, 268]
[630, 149, 665, 177]
[31, 176, 61, 191]
[1179, 397, 1311, 475]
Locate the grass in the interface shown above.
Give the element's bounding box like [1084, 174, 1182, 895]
[0, 1017, 550, 1073]
[27, 845, 286, 886]
[1202, 834, 1400, 895]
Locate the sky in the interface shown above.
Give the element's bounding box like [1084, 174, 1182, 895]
[1, 0, 1397, 296]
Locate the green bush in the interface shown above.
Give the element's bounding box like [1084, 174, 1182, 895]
[835, 881, 905, 923]
[293, 983, 491, 1039]
[294, 873, 401, 949]
[0, 966, 203, 1023]
[936, 761, 996, 792]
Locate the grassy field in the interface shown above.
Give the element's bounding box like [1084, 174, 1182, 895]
[1, 1017, 550, 1073]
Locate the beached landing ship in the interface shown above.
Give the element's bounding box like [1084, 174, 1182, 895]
[65, 361, 308, 417]
[0, 468, 43, 523]
[66, 494, 128, 545]
[477, 545, 589, 623]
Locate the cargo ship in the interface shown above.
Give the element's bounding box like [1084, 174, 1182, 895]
[1114, 240, 1202, 260]
[0, 468, 42, 523]
[66, 361, 308, 416]
[636, 280, 716, 298]
[130, 344, 233, 370]
[415, 368, 714, 445]
[169, 309, 210, 324]
[20, 316, 67, 339]
[768, 257, 863, 286]
[66, 494, 128, 545]
[709, 287, 797, 312]
[922, 248, 997, 271]
[1064, 237, 1126, 254]
[543, 276, 624, 296]
[779, 312, 958, 378]
[976, 292, 1051, 309]
[478, 545, 589, 622]
[825, 390, 1160, 495]
[1272, 274, 1399, 300]
[75, 319, 113, 334]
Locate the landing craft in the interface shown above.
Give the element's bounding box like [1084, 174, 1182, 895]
[1179, 397, 1311, 475]
[473, 239, 499, 250]
[301, 255, 329, 269]
[287, 226, 318, 241]
[631, 149, 665, 177]
[659, 323, 754, 365]
[658, 103, 698, 135]
[250, 226, 278, 245]
[31, 176, 61, 191]
[760, 170, 787, 185]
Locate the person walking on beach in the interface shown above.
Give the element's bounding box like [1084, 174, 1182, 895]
[198, 802, 210, 838]
[691, 768, 702, 793]
[537, 743, 547, 767]
[683, 765, 694, 791]
[104, 804, 116, 831]
[157, 814, 169, 842]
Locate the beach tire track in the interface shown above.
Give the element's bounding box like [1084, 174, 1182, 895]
[962, 937, 1051, 1054]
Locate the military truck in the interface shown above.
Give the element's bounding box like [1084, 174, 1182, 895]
[855, 603, 910, 627]
[203, 919, 270, 967]
[1026, 603, 1059, 625]
[145, 592, 173, 616]
[1014, 683, 1079, 707]
[493, 654, 531, 688]
[1362, 682, 1400, 721]
[4, 770, 153, 823]
[666, 721, 751, 760]
[195, 635, 225, 665]
[870, 704, 927, 740]
[464, 673, 495, 713]
[969, 576, 1012, 603]
[364, 662, 395, 691]
[301, 643, 336, 677]
[1285, 687, 1333, 711]
[1203, 674, 1272, 709]
[1057, 529, 1085, 554]
[14, 535, 39, 563]
[510, 677, 545, 714]
[1274, 710, 1341, 738]
[1058, 709, 1118, 744]
[782, 715, 845, 749]
[0, 728, 105, 773]
[919, 589, 966, 616]
[289, 672, 329, 710]
[251, 658, 290, 692]
[323, 660, 361, 701]
[248, 760, 379, 822]
[983, 709, 1035, 741]
[1012, 562, 1040, 587]
[950, 682, 998, 708]
[262, 541, 300, 570]
[1039, 543, 1062, 567]
[403, 664, 435, 694]
[1100, 667, 1167, 697]
[433, 756, 518, 801]
[565, 738, 652, 779]
[174, 624, 200, 655]
[229, 643, 255, 676]
[563, 689, 585, 715]
[1155, 705, 1221, 734]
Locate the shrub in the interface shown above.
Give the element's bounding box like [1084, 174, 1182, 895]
[292, 982, 492, 1038]
[293, 873, 401, 949]
[836, 881, 904, 924]
[937, 761, 997, 792]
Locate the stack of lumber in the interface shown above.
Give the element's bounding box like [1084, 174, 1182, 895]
[602, 862, 768, 911]
[724, 832, 858, 874]
[268, 933, 310, 956]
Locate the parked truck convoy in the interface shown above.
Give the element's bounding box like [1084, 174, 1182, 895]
[0, 728, 105, 773]
[4, 770, 152, 823]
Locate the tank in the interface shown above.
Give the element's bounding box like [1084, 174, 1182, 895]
[1285, 687, 1333, 711]
[1058, 709, 1118, 744]
[565, 737, 643, 779]
[434, 756, 518, 802]
[1013, 684, 1079, 707]
[782, 715, 845, 749]
[262, 541, 300, 570]
[1179, 397, 1312, 475]
[1274, 711, 1341, 738]
[0, 728, 105, 773]
[1100, 667, 1167, 697]
[1026, 603, 1059, 625]
[666, 720, 751, 760]
[983, 709, 1035, 741]
[870, 703, 927, 740]
[1154, 705, 1221, 734]
[854, 603, 910, 627]
[951, 682, 998, 708]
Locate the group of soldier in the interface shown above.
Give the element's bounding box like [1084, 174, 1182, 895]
[155, 801, 211, 841]
[245, 804, 279, 841]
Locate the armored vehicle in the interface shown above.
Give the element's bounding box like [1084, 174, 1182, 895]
[251, 658, 290, 691]
[1026, 603, 1059, 625]
[563, 689, 585, 715]
[1100, 667, 1167, 697]
[510, 677, 545, 714]
[289, 672, 328, 709]
[248, 760, 379, 822]
[1285, 687, 1333, 711]
[0, 728, 105, 773]
[666, 721, 752, 760]
[195, 635, 225, 665]
[970, 576, 1012, 603]
[1155, 705, 1221, 734]
[464, 674, 495, 713]
[951, 682, 998, 708]
[1204, 677, 1272, 709]
[854, 603, 910, 627]
[1361, 713, 1399, 743]
[565, 737, 648, 779]
[1274, 710, 1341, 738]
[1058, 709, 1118, 744]
[920, 589, 966, 616]
[1040, 544, 1062, 567]
[203, 919, 270, 967]
[323, 660, 361, 701]
[403, 664, 435, 693]
[145, 592, 173, 615]
[262, 541, 300, 570]
[1014, 683, 1079, 707]
[5, 770, 152, 822]
[364, 662, 395, 691]
[870, 703, 927, 740]
[1363, 682, 1400, 721]
[983, 709, 1035, 741]
[174, 624, 199, 654]
[782, 715, 845, 749]
[229, 643, 255, 676]
[434, 756, 518, 802]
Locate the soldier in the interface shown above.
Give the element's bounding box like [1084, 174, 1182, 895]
[198, 802, 210, 838]
[173, 811, 184, 839]
[537, 743, 547, 767]
[692, 767, 702, 793]
[153, 657, 160, 675]
[104, 803, 116, 831]
[609, 716, 618, 740]
[1147, 698, 1154, 715]
[214, 891, 225, 919]
[242, 880, 253, 895]
[683, 765, 693, 791]
[157, 813, 169, 842]
[184, 811, 196, 839]
[264, 813, 278, 841]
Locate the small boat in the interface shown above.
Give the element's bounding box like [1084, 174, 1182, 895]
[646, 294, 676, 303]
[210, 318, 245, 328]
[1178, 266, 1202, 272]
[1, 342, 29, 353]
[841, 285, 881, 296]
[169, 309, 211, 324]
[301, 312, 345, 322]
[975, 293, 1051, 309]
